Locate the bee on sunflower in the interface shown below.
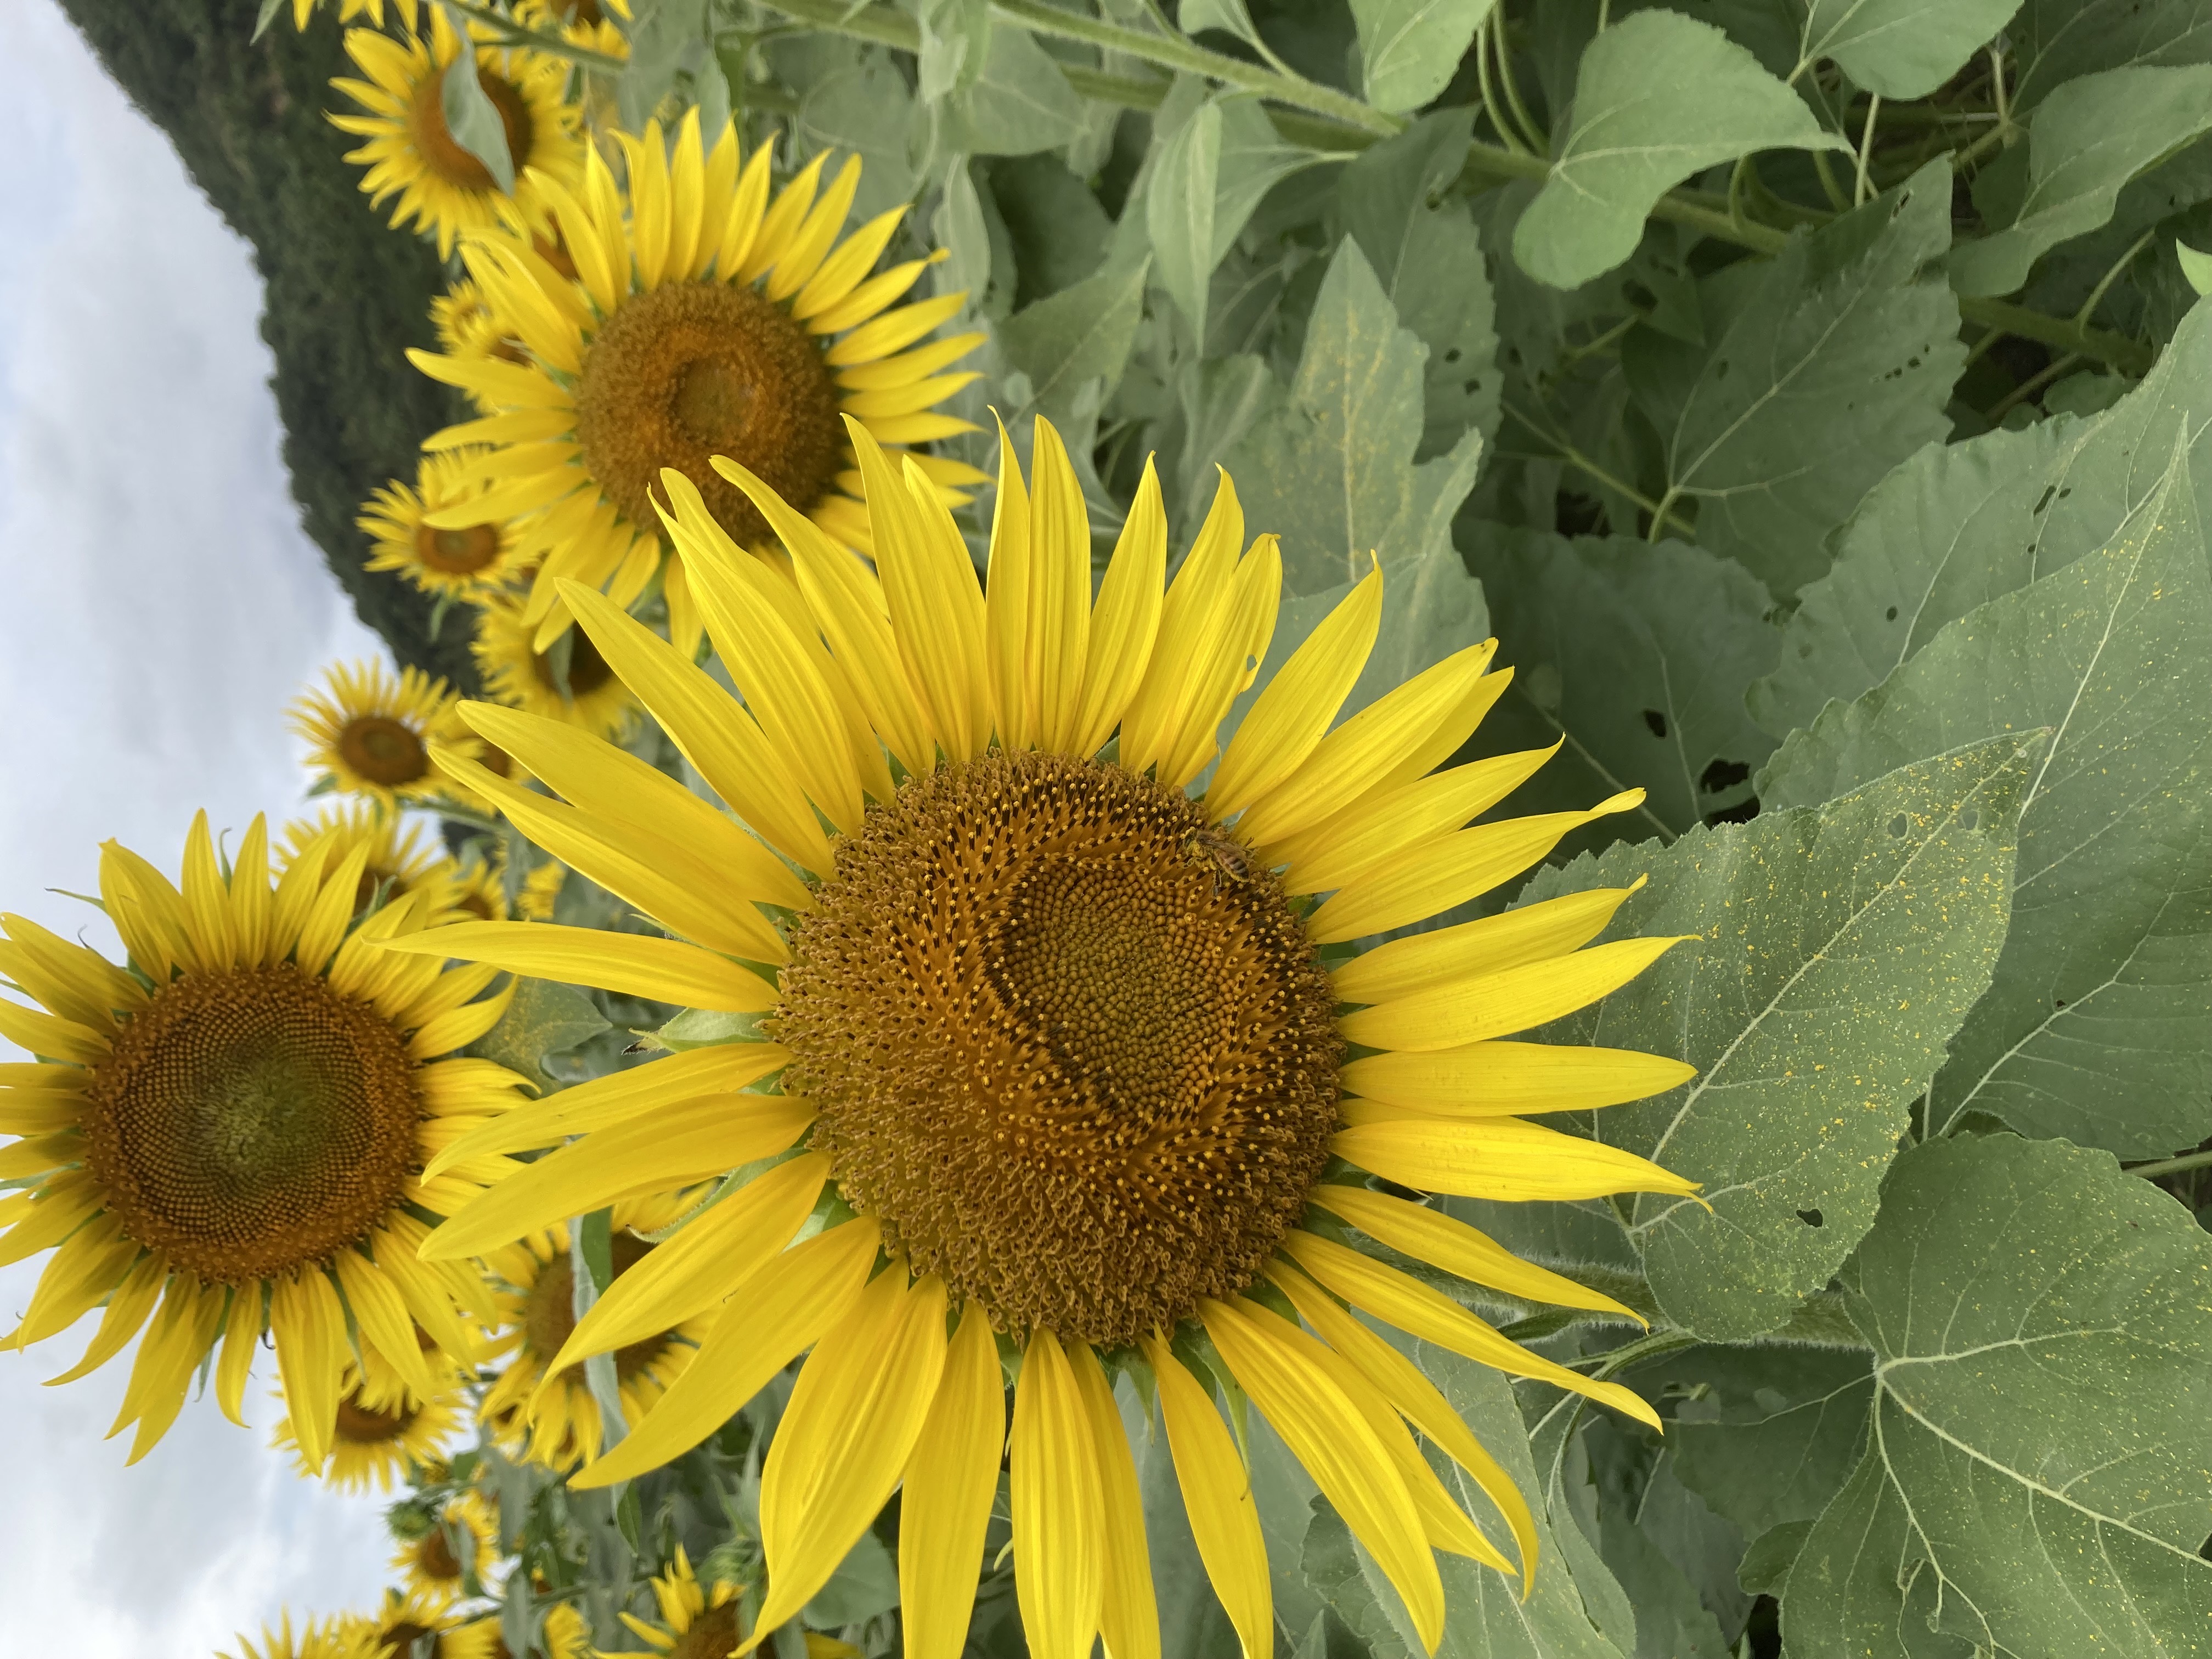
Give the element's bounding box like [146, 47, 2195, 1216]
[383, 416, 1700, 1656]
[408, 110, 986, 656]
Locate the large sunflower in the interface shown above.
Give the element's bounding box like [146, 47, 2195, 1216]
[478, 1192, 709, 1471]
[473, 593, 641, 738]
[330, 9, 585, 258]
[290, 660, 483, 809]
[0, 812, 525, 1465]
[387, 421, 1699, 1655]
[361, 450, 535, 603]
[274, 1367, 472, 1492]
[408, 110, 986, 657]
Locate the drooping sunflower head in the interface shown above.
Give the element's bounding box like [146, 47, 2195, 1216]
[289, 659, 483, 808]
[408, 108, 986, 654]
[471, 592, 640, 738]
[391, 1492, 499, 1603]
[328, 8, 585, 257]
[394, 416, 1703, 1654]
[0, 811, 526, 1465]
[478, 1192, 708, 1471]
[360, 450, 533, 602]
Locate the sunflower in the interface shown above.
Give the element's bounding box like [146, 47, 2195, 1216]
[275, 1367, 472, 1492]
[290, 0, 416, 30]
[386, 420, 1700, 1656]
[393, 1492, 500, 1603]
[443, 854, 511, 924]
[603, 1546, 859, 1659]
[329, 9, 585, 258]
[514, 857, 567, 922]
[362, 451, 535, 603]
[473, 594, 640, 738]
[281, 802, 448, 917]
[0, 812, 526, 1465]
[543, 1604, 591, 1659]
[478, 1192, 709, 1471]
[516, 0, 629, 60]
[408, 109, 986, 657]
[432, 279, 525, 372]
[221, 1610, 373, 1659]
[291, 660, 483, 809]
[346, 1590, 501, 1659]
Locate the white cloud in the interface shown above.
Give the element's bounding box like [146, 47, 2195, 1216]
[0, 5, 414, 1649]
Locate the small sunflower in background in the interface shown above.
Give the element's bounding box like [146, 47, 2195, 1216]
[219, 1610, 370, 1659]
[410, 110, 986, 655]
[516, 0, 629, 60]
[612, 1547, 859, 1659]
[431, 279, 526, 376]
[393, 418, 1702, 1656]
[514, 856, 567, 922]
[539, 1603, 590, 1659]
[0, 814, 525, 1465]
[443, 854, 510, 923]
[346, 1590, 499, 1659]
[472, 594, 640, 738]
[360, 451, 533, 605]
[281, 801, 446, 917]
[478, 1192, 709, 1471]
[290, 659, 482, 808]
[329, 8, 585, 258]
[274, 1365, 471, 1492]
[287, 0, 416, 30]
[392, 1491, 500, 1604]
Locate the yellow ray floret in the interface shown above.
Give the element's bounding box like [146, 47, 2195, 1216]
[379, 417, 1702, 1655]
[471, 591, 641, 740]
[219, 1609, 373, 1659]
[0, 811, 526, 1466]
[408, 109, 986, 656]
[329, 8, 585, 258]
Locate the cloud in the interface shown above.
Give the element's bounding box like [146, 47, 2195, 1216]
[0, 6, 419, 1650]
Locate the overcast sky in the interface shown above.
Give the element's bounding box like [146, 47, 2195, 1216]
[0, 5, 412, 1651]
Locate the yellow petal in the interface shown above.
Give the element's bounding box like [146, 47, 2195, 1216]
[548, 1153, 827, 1378]
[823, 289, 965, 362]
[1339, 935, 1688, 1052]
[0, 1172, 101, 1269]
[270, 1268, 351, 1469]
[1331, 883, 1645, 1005]
[1066, 457, 1167, 760]
[1201, 1297, 1441, 1650]
[1237, 642, 1498, 850]
[215, 1283, 264, 1427]
[1341, 1041, 1697, 1118]
[41, 1240, 161, 1383]
[1118, 470, 1244, 778]
[334, 1246, 435, 1401]
[99, 839, 195, 980]
[378, 922, 777, 1013]
[900, 1303, 1007, 1659]
[1311, 1185, 1639, 1321]
[985, 415, 1034, 750]
[715, 144, 774, 276]
[664, 109, 706, 285]
[421, 1095, 815, 1259]
[1209, 563, 1381, 821]
[426, 1042, 791, 1172]
[1273, 743, 1560, 895]
[1267, 1265, 1537, 1589]
[1161, 537, 1282, 789]
[1011, 1328, 1104, 1659]
[750, 1269, 949, 1640]
[120, 1276, 225, 1463]
[1370, 667, 1516, 797]
[1140, 1334, 1272, 1659]
[1306, 791, 1646, 945]
[0, 997, 105, 1067]
[571, 1220, 881, 1489]
[1278, 1232, 1660, 1431]
[1070, 1343, 1159, 1659]
[0, 915, 141, 1029]
[227, 816, 273, 968]
[9, 1211, 133, 1348]
[742, 150, 828, 284]
[1335, 1114, 1699, 1208]
[1025, 418, 1092, 754]
[766, 154, 863, 301]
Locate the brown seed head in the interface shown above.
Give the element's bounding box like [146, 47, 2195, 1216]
[409, 63, 534, 193]
[338, 715, 431, 788]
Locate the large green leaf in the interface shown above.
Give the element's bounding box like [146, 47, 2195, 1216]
[1950, 65, 2212, 297]
[944, 27, 1088, 156]
[1348, 0, 1497, 115]
[998, 256, 1150, 419]
[466, 976, 613, 1094]
[1224, 239, 1483, 596]
[1626, 161, 1963, 597]
[2013, 0, 2212, 108]
[1666, 1347, 1875, 1542]
[1762, 440, 2212, 1158]
[1793, 0, 2024, 100]
[1781, 1134, 2212, 1658]
[1465, 528, 1781, 837]
[793, 42, 920, 217]
[1520, 730, 2041, 1340]
[1513, 9, 1844, 290]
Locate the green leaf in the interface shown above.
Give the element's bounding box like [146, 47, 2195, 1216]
[1793, 0, 2023, 100]
[1521, 730, 2044, 1340]
[947, 27, 1088, 157]
[465, 977, 612, 1093]
[1224, 239, 1483, 596]
[1349, 0, 1497, 115]
[915, 0, 990, 101]
[1147, 94, 1330, 340]
[795, 44, 919, 218]
[1466, 529, 1781, 838]
[252, 0, 288, 41]
[439, 37, 516, 194]
[1667, 1347, 1875, 1541]
[997, 256, 1151, 419]
[1951, 65, 2212, 297]
[654, 1007, 769, 1050]
[1178, 0, 1267, 52]
[804, 1530, 901, 1626]
[1784, 1135, 2212, 1657]
[1577, 1425, 1745, 1658]
[2181, 240, 2212, 295]
[1513, 9, 1845, 289]
[1335, 111, 1502, 459]
[1762, 438, 2212, 1159]
[1628, 161, 1963, 597]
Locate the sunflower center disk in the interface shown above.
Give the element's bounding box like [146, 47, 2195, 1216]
[335, 1390, 419, 1445]
[340, 714, 430, 787]
[669, 1603, 742, 1659]
[778, 752, 1344, 1348]
[573, 280, 843, 546]
[415, 521, 501, 575]
[522, 1233, 666, 1378]
[81, 965, 424, 1282]
[413, 63, 535, 191]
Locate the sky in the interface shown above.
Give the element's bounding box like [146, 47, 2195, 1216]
[0, 5, 412, 1650]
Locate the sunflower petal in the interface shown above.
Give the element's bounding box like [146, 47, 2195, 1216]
[215, 1283, 264, 1427]
[1339, 936, 1689, 1052]
[8, 1211, 133, 1348]
[1335, 1115, 1699, 1209]
[334, 1246, 435, 1401]
[1070, 1343, 1160, 1659]
[1330, 883, 1645, 1005]
[378, 922, 777, 1013]
[1311, 1185, 1639, 1321]
[1140, 1334, 1272, 1659]
[270, 1268, 351, 1469]
[1341, 1041, 1698, 1118]
[900, 1302, 1006, 1659]
[1273, 744, 1560, 896]
[1067, 458, 1167, 760]
[1210, 563, 1381, 821]
[985, 415, 1034, 749]
[1026, 419, 1092, 754]
[1010, 1328, 1105, 1659]
[42, 1244, 162, 1383]
[1116, 470, 1244, 778]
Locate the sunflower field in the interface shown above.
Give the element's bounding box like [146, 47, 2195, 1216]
[9, 0, 2212, 1656]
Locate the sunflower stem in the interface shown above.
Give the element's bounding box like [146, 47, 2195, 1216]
[2124, 1147, 2212, 1180]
